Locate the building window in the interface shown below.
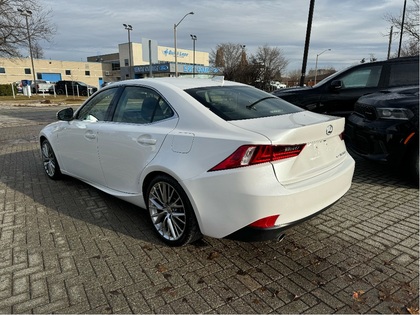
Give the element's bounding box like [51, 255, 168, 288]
[124, 59, 129, 67]
[0, 67, 5, 74]
[24, 68, 31, 74]
[112, 63, 120, 71]
[65, 70, 71, 75]
[85, 70, 90, 76]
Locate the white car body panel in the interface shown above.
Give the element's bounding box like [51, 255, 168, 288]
[40, 77, 355, 242]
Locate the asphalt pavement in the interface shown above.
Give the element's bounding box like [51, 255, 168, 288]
[0, 103, 418, 314]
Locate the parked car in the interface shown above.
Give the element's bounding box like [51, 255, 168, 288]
[270, 81, 287, 89]
[39, 78, 355, 246]
[14, 81, 23, 93]
[31, 80, 54, 93]
[273, 56, 419, 117]
[345, 85, 419, 181]
[49, 80, 97, 96]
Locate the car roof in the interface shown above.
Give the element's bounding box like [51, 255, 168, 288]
[116, 77, 246, 90]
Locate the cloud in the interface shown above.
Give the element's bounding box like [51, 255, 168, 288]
[40, 0, 405, 73]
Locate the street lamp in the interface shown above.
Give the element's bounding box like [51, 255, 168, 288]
[123, 23, 133, 79]
[190, 34, 197, 77]
[314, 48, 331, 85]
[18, 8, 36, 93]
[174, 12, 194, 77]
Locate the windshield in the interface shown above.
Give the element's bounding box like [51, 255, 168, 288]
[185, 86, 303, 121]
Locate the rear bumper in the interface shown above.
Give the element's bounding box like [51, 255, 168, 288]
[226, 201, 335, 242]
[183, 154, 355, 239]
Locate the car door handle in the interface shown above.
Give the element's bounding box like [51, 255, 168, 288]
[85, 131, 96, 140]
[137, 138, 157, 145]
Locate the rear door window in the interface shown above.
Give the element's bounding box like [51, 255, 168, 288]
[388, 62, 419, 87]
[112, 86, 174, 124]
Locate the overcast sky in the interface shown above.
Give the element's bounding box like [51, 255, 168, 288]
[40, 0, 406, 73]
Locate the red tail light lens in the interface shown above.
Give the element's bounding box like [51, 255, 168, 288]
[209, 144, 305, 171]
[249, 215, 280, 228]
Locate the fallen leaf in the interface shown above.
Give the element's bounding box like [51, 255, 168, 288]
[407, 306, 420, 314]
[155, 263, 167, 273]
[352, 290, 365, 302]
[207, 251, 220, 260]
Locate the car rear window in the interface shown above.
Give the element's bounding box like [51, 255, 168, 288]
[185, 86, 302, 120]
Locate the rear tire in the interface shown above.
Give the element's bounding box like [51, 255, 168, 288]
[146, 175, 201, 246]
[56, 89, 64, 95]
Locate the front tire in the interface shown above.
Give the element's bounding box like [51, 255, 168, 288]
[41, 139, 61, 180]
[146, 175, 201, 246]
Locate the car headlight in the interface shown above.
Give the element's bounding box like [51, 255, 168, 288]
[376, 108, 414, 120]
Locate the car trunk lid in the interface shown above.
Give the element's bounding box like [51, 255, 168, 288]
[229, 111, 348, 185]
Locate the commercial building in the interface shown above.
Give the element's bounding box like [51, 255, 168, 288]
[0, 39, 222, 88]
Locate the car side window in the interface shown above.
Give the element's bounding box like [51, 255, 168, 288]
[340, 65, 382, 88]
[113, 86, 174, 124]
[76, 88, 118, 122]
[389, 63, 419, 87]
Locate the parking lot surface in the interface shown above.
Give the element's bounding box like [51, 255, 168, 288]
[0, 104, 418, 314]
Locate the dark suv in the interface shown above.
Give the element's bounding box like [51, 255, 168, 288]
[49, 80, 97, 96]
[345, 85, 419, 181]
[273, 56, 419, 117]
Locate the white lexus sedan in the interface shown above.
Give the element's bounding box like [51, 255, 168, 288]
[40, 77, 355, 246]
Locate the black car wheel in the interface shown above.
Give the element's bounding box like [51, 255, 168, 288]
[407, 146, 419, 184]
[146, 175, 201, 246]
[41, 139, 61, 180]
[56, 89, 64, 95]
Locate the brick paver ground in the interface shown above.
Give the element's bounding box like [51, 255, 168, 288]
[0, 104, 418, 314]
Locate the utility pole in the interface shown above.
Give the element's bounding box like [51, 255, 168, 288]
[387, 26, 393, 59]
[18, 9, 36, 93]
[299, 0, 315, 87]
[398, 0, 407, 57]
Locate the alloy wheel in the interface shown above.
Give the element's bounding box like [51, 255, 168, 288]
[148, 181, 187, 241]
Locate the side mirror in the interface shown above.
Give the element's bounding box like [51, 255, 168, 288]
[330, 80, 343, 90]
[57, 107, 74, 121]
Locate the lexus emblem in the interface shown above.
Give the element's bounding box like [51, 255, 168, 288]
[326, 125, 333, 135]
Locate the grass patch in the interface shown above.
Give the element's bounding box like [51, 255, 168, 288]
[0, 94, 86, 105]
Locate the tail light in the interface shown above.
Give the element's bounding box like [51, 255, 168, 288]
[249, 215, 280, 228]
[209, 144, 305, 171]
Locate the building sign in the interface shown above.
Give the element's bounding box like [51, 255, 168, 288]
[134, 63, 223, 75]
[134, 64, 170, 73]
[183, 65, 222, 74]
[162, 49, 189, 58]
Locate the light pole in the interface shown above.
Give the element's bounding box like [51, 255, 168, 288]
[174, 12, 194, 77]
[314, 48, 331, 85]
[190, 34, 197, 77]
[123, 23, 133, 79]
[18, 8, 36, 93]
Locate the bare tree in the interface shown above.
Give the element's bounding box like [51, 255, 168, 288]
[384, 0, 419, 56]
[253, 44, 289, 90]
[0, 0, 56, 58]
[32, 41, 44, 59]
[287, 69, 302, 86]
[210, 43, 243, 81]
